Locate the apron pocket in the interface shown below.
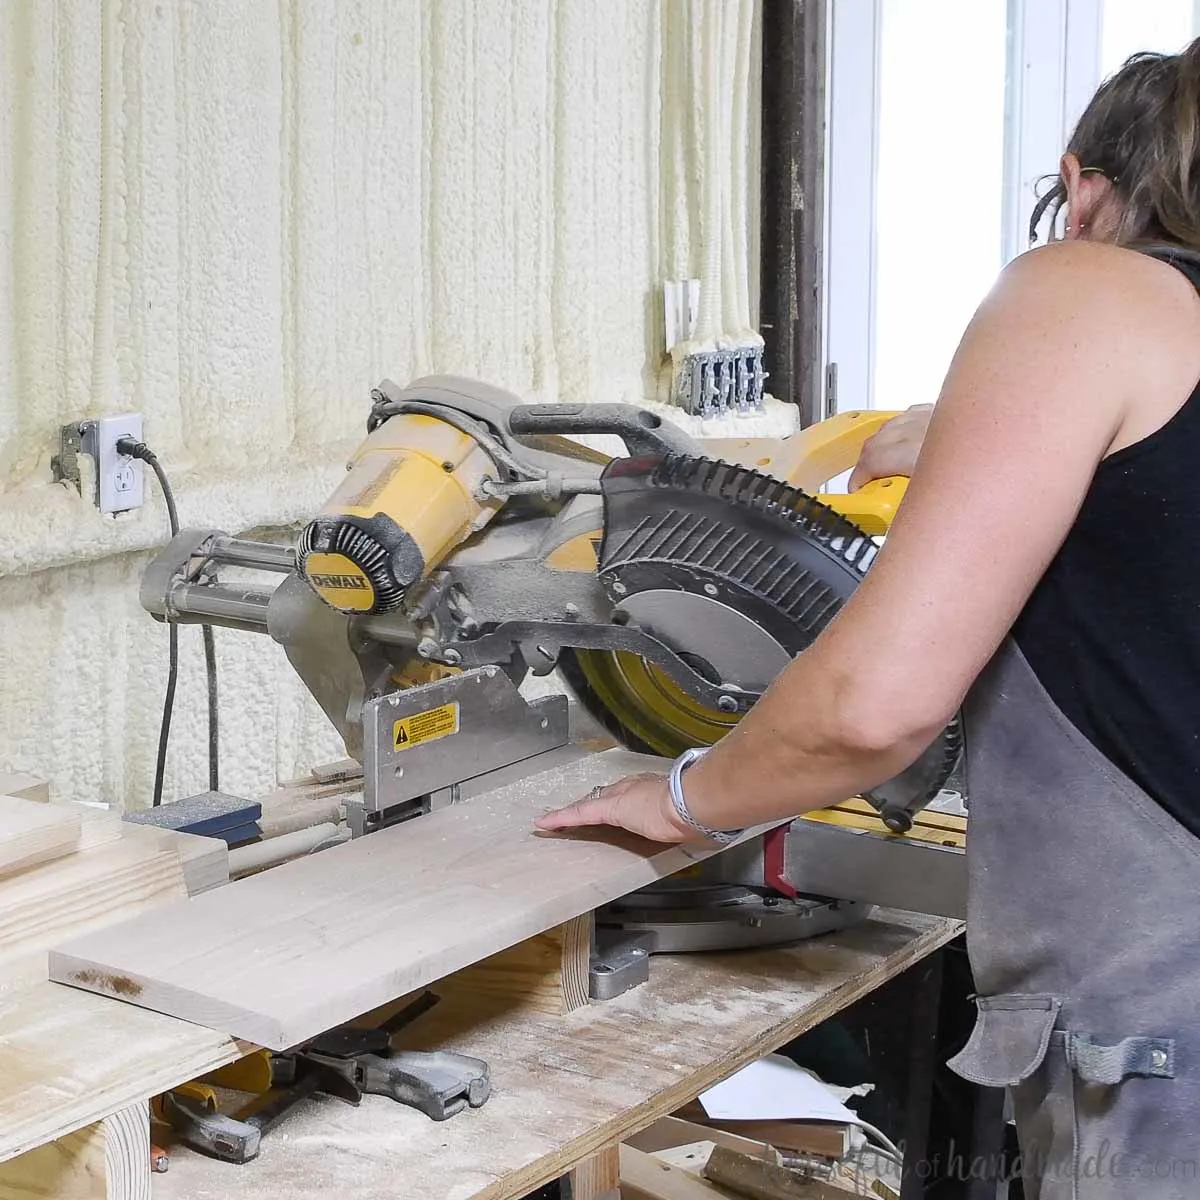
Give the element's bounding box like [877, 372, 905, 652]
[948, 993, 1062, 1087]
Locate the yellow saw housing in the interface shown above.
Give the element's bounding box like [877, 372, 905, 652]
[299, 400, 915, 762]
[297, 412, 502, 615]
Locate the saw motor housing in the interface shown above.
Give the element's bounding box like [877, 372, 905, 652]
[140, 376, 959, 843]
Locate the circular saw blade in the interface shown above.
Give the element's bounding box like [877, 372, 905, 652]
[559, 454, 962, 822]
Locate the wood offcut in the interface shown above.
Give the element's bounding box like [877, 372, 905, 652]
[0, 798, 80, 878]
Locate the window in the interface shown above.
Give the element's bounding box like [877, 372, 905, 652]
[1101, 0, 1198, 76]
[826, 0, 1009, 414]
[873, 1, 1008, 411]
[825, 0, 1200, 418]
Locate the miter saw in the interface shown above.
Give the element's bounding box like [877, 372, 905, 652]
[139, 376, 965, 989]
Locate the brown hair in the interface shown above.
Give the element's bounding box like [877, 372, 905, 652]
[1029, 38, 1200, 249]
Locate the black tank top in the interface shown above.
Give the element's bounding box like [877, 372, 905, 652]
[1013, 248, 1200, 837]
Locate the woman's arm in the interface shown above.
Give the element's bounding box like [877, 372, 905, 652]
[538, 242, 1199, 839]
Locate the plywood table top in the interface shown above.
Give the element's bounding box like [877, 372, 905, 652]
[154, 910, 962, 1200]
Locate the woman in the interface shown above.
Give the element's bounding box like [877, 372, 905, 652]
[539, 44, 1200, 1199]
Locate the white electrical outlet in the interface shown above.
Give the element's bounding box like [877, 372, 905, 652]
[54, 414, 146, 515]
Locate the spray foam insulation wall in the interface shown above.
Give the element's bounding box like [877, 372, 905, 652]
[0, 0, 769, 809]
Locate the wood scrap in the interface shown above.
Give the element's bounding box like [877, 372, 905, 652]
[620, 1144, 733, 1199]
[443, 913, 591, 1015]
[0, 980, 239, 1165]
[628, 1118, 775, 1161]
[0, 840, 187, 989]
[653, 1142, 726, 1176]
[309, 758, 362, 786]
[702, 1146, 849, 1200]
[48, 748, 760, 1048]
[117, 824, 228, 895]
[0, 797, 81, 878]
[675, 1106, 850, 1160]
[0, 775, 50, 805]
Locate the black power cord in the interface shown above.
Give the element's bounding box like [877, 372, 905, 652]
[118, 437, 220, 805]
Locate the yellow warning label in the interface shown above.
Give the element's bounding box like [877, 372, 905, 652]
[393, 703, 460, 752]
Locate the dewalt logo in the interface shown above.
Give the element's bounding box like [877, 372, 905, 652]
[310, 574, 370, 590]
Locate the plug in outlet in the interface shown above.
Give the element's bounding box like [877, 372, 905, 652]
[53, 415, 146, 514]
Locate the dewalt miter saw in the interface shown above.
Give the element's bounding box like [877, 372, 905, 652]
[141, 376, 965, 982]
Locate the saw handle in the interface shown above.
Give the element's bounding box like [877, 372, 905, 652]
[817, 475, 909, 537]
[508, 403, 695, 457]
[768, 410, 912, 536]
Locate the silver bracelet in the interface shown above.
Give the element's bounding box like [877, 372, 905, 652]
[668, 747, 743, 845]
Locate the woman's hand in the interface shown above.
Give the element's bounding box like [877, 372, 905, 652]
[848, 404, 933, 491]
[534, 772, 710, 844]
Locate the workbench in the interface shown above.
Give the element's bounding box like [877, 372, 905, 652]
[153, 909, 960, 1200]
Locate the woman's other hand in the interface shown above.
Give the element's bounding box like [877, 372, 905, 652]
[849, 404, 934, 491]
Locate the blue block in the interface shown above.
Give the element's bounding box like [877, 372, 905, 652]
[125, 790, 262, 840]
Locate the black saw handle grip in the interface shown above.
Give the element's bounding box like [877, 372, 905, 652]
[508, 404, 695, 458]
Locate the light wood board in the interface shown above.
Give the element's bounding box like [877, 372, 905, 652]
[0, 840, 187, 990]
[0, 983, 240, 1164]
[0, 819, 238, 1165]
[49, 749, 761, 1049]
[117, 824, 229, 896]
[0, 775, 50, 805]
[621, 1145, 731, 1199]
[627, 1119, 773, 1162]
[703, 1145, 851, 1200]
[446, 914, 592, 1015]
[152, 911, 960, 1200]
[0, 797, 80, 878]
[569, 1145, 621, 1200]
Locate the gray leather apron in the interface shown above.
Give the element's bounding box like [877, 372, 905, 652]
[948, 640, 1200, 1198]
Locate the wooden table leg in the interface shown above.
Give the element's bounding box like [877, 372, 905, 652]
[569, 1143, 620, 1200]
[0, 1102, 150, 1199]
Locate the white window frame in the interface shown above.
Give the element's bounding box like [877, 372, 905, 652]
[824, 0, 882, 417]
[824, 0, 1105, 413]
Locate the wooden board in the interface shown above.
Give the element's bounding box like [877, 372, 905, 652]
[0, 1103, 150, 1200]
[620, 1145, 732, 1199]
[626, 1119, 773, 1162]
[117, 824, 229, 896]
[152, 912, 960, 1200]
[0, 775, 50, 805]
[446, 914, 592, 1015]
[673, 1108, 850, 1160]
[0, 840, 187, 990]
[0, 983, 240, 1164]
[703, 1145, 848, 1200]
[48, 749, 763, 1049]
[0, 797, 80, 878]
[569, 1145, 620, 1200]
